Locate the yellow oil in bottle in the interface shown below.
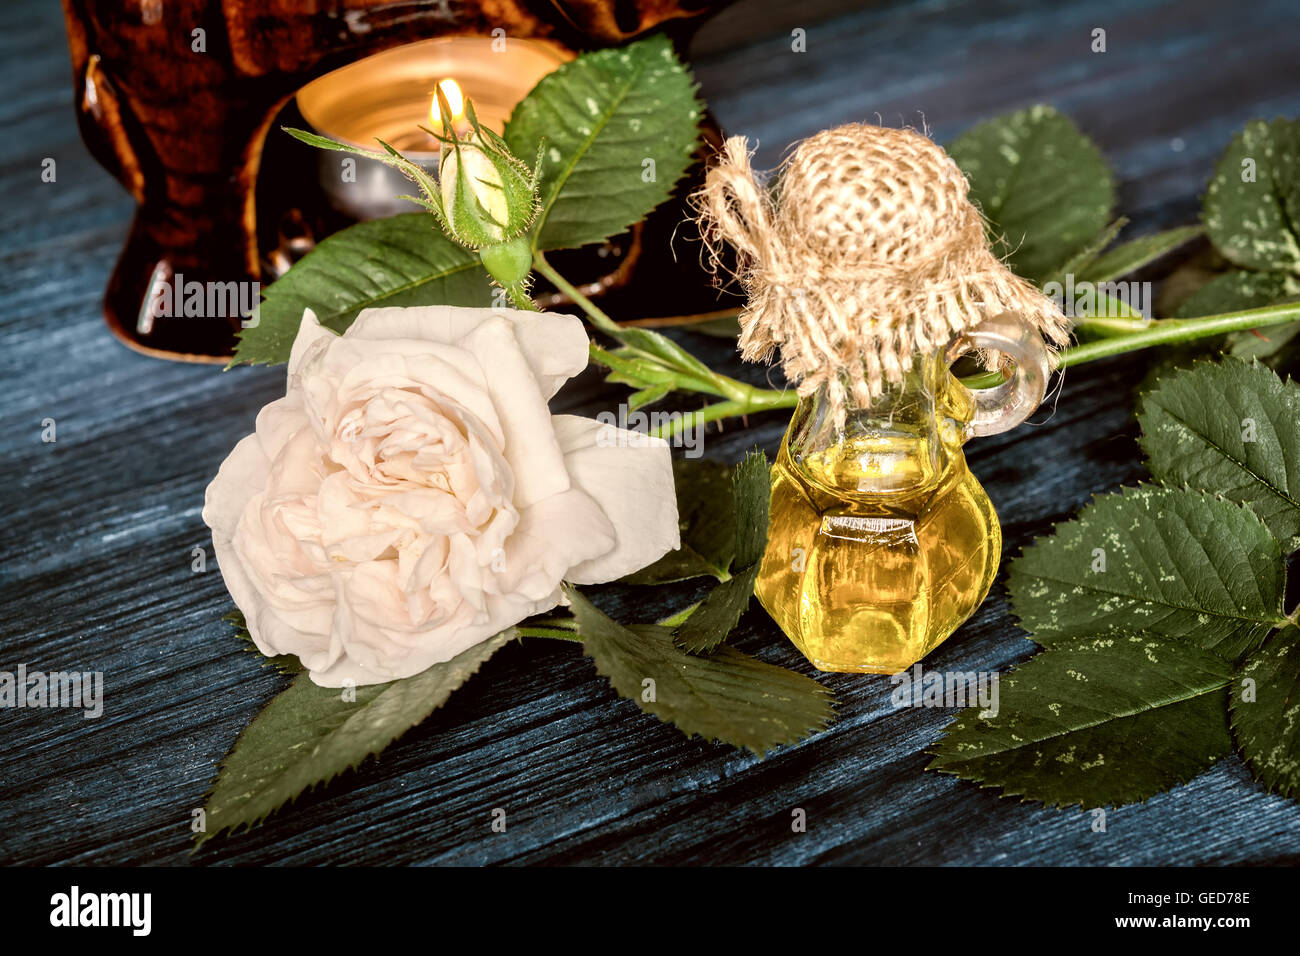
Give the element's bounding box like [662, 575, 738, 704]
[755, 360, 1001, 673]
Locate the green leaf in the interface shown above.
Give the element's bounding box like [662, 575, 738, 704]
[621, 458, 737, 584]
[672, 569, 760, 655]
[1203, 118, 1300, 274]
[595, 347, 678, 389]
[233, 214, 495, 366]
[1231, 627, 1300, 799]
[680, 314, 741, 338]
[929, 634, 1234, 809]
[283, 128, 444, 223]
[1173, 268, 1298, 319]
[1068, 290, 1146, 321]
[1008, 485, 1286, 660]
[505, 34, 701, 252]
[1228, 302, 1300, 361]
[569, 588, 833, 755]
[1156, 245, 1235, 317]
[674, 451, 771, 653]
[948, 105, 1115, 283]
[1139, 359, 1300, 545]
[596, 344, 723, 398]
[1042, 216, 1126, 286]
[1078, 225, 1204, 283]
[617, 327, 720, 384]
[730, 449, 771, 569]
[196, 631, 511, 846]
[626, 382, 673, 411]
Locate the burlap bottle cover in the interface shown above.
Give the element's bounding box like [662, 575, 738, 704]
[694, 123, 1071, 426]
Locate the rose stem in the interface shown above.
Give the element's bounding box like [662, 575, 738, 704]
[531, 252, 1300, 432]
[1056, 302, 1300, 368]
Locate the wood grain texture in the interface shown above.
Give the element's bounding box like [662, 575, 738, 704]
[3, 0, 1300, 865]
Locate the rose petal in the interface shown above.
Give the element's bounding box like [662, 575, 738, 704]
[311, 578, 560, 687]
[287, 308, 338, 382]
[348, 305, 588, 399]
[254, 393, 310, 465]
[203, 433, 269, 543]
[232, 490, 335, 649]
[550, 415, 680, 584]
[459, 316, 572, 509]
[203, 434, 274, 649]
[299, 343, 506, 453]
[500, 487, 616, 601]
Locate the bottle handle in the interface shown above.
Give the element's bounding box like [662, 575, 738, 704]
[946, 312, 1051, 439]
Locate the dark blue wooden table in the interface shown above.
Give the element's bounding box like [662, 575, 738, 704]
[4, 0, 1300, 865]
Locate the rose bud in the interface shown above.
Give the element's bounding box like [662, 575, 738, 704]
[436, 93, 540, 286]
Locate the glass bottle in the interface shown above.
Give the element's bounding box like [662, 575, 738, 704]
[755, 312, 1051, 673]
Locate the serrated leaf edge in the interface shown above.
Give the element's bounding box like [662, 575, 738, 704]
[193, 631, 511, 848]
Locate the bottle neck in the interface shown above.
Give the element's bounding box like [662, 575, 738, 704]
[784, 352, 970, 499]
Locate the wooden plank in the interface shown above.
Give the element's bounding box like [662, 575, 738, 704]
[2, 0, 1298, 864]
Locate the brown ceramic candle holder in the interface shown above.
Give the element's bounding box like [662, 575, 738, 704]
[60, 0, 734, 363]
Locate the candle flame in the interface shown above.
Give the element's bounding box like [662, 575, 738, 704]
[430, 78, 465, 134]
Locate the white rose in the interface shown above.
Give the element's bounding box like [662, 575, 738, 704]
[203, 305, 680, 687]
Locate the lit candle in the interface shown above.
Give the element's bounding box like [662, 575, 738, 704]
[297, 37, 570, 220]
[429, 78, 467, 138]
